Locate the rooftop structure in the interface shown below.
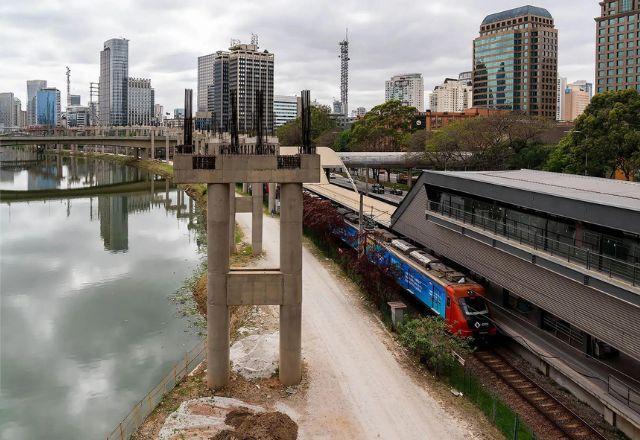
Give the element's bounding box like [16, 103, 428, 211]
[481, 5, 553, 25]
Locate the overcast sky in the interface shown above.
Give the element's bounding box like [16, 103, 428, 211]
[1, 0, 600, 112]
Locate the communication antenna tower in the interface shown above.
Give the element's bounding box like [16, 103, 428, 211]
[66, 66, 71, 108]
[251, 33, 259, 48]
[338, 29, 349, 118]
[230, 38, 241, 47]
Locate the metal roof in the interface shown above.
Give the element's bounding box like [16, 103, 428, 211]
[392, 169, 640, 235]
[481, 5, 553, 25]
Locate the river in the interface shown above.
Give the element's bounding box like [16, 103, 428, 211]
[0, 148, 204, 439]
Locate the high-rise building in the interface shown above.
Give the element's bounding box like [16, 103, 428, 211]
[13, 98, 22, 128]
[556, 76, 568, 121]
[154, 104, 164, 124]
[99, 38, 129, 126]
[332, 100, 343, 115]
[208, 43, 274, 134]
[197, 53, 215, 112]
[207, 51, 229, 131]
[355, 107, 366, 117]
[127, 77, 154, 126]
[595, 0, 640, 93]
[26, 80, 47, 125]
[558, 81, 592, 122]
[69, 94, 81, 106]
[473, 6, 558, 118]
[572, 80, 593, 98]
[0, 93, 15, 129]
[67, 106, 91, 127]
[274, 95, 298, 127]
[36, 88, 61, 127]
[385, 73, 424, 110]
[229, 43, 274, 134]
[430, 78, 473, 113]
[174, 108, 185, 119]
[458, 71, 473, 83]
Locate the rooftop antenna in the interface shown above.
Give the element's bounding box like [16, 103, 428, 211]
[339, 29, 349, 118]
[251, 33, 259, 48]
[66, 66, 71, 108]
[230, 38, 241, 48]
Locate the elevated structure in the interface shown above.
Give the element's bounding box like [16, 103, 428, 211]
[173, 89, 319, 388]
[339, 31, 349, 118]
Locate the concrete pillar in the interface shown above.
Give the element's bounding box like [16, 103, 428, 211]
[408, 168, 413, 189]
[151, 131, 155, 159]
[242, 183, 248, 193]
[102, 145, 105, 154]
[229, 184, 236, 254]
[165, 132, 169, 162]
[365, 167, 369, 194]
[165, 178, 170, 207]
[251, 183, 263, 255]
[207, 183, 231, 389]
[279, 183, 303, 386]
[268, 183, 276, 214]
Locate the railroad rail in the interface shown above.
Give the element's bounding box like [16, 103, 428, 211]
[475, 350, 606, 440]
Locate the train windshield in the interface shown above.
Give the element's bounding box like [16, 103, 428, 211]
[459, 296, 489, 316]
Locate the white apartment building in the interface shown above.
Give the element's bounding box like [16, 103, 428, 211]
[197, 53, 215, 112]
[274, 95, 298, 127]
[385, 73, 424, 110]
[127, 77, 154, 126]
[429, 78, 473, 113]
[556, 77, 568, 121]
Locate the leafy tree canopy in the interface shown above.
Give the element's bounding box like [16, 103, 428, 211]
[347, 100, 418, 152]
[275, 104, 337, 146]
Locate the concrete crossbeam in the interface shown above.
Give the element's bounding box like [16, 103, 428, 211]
[227, 270, 283, 305]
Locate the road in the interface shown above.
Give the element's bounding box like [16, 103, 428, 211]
[236, 212, 474, 439]
[330, 175, 406, 206]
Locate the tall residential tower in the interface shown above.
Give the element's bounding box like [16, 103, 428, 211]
[385, 73, 424, 110]
[99, 38, 129, 126]
[473, 6, 558, 118]
[197, 53, 216, 112]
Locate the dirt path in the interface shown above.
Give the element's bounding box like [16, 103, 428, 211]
[236, 213, 475, 439]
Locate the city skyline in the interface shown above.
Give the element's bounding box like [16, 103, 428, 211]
[2, 0, 600, 112]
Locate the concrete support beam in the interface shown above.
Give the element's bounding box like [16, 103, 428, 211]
[279, 183, 302, 386]
[150, 131, 155, 160]
[227, 270, 284, 305]
[229, 184, 236, 255]
[268, 183, 276, 214]
[207, 183, 231, 389]
[251, 183, 263, 255]
[235, 196, 252, 213]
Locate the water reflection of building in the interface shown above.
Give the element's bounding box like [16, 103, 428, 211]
[98, 195, 129, 252]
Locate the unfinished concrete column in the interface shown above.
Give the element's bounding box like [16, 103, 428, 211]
[150, 130, 155, 159]
[251, 183, 263, 255]
[268, 183, 276, 214]
[207, 183, 231, 388]
[242, 183, 248, 193]
[231, 186, 237, 249]
[165, 133, 169, 162]
[279, 182, 303, 386]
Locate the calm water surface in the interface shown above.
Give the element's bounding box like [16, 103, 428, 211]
[0, 150, 203, 439]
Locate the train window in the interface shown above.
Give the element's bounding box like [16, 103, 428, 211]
[446, 297, 451, 308]
[459, 297, 489, 316]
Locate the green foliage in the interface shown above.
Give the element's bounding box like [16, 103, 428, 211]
[333, 130, 352, 152]
[546, 89, 640, 179]
[398, 317, 471, 374]
[425, 112, 552, 170]
[275, 104, 337, 146]
[348, 100, 418, 152]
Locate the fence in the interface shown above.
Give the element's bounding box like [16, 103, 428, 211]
[448, 363, 536, 440]
[609, 375, 640, 414]
[105, 340, 206, 440]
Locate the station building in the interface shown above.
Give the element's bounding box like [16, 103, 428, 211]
[391, 169, 640, 438]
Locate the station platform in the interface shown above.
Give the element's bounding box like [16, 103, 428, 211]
[490, 302, 640, 439]
[304, 182, 396, 227]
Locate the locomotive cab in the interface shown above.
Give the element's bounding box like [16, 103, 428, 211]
[446, 286, 496, 338]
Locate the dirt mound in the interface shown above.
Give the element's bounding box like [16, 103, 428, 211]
[210, 410, 298, 440]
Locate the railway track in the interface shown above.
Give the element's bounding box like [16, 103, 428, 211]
[474, 350, 606, 440]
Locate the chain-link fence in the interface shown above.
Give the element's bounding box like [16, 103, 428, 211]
[105, 340, 206, 440]
[449, 363, 537, 440]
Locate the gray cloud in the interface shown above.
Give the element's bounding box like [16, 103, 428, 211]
[1, 0, 599, 112]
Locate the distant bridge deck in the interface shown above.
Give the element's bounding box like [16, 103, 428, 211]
[0, 135, 178, 149]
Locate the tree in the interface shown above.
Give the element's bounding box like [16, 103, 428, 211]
[547, 89, 640, 180]
[275, 104, 337, 146]
[347, 100, 418, 152]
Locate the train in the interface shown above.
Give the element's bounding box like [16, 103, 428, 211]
[331, 204, 496, 338]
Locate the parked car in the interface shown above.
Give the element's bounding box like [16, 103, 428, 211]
[390, 188, 403, 196]
[371, 183, 385, 194]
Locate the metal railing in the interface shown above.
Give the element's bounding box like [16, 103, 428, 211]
[428, 202, 640, 286]
[105, 340, 206, 440]
[609, 375, 640, 414]
[219, 144, 278, 155]
[176, 145, 194, 154]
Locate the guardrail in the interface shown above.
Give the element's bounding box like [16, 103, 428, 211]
[609, 375, 640, 414]
[427, 202, 640, 287]
[105, 340, 206, 440]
